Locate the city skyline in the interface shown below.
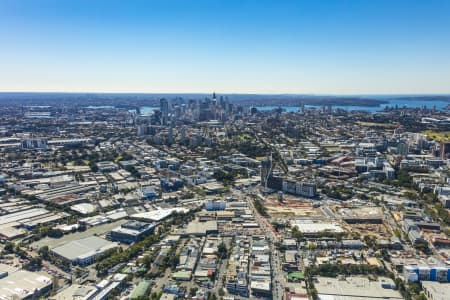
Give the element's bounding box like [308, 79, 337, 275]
[1, 0, 450, 94]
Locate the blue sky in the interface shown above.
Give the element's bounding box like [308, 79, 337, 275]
[1, 0, 450, 94]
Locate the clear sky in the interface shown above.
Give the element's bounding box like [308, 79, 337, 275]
[1, 0, 450, 94]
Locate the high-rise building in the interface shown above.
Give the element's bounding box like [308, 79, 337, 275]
[440, 142, 450, 160]
[160, 98, 169, 126]
[180, 126, 186, 143]
[397, 141, 409, 156]
[168, 124, 174, 144]
[260, 156, 273, 188]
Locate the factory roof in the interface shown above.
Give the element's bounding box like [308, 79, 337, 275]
[50, 284, 98, 300]
[315, 276, 402, 300]
[421, 281, 450, 300]
[51, 236, 118, 261]
[111, 221, 155, 236]
[0, 267, 52, 299]
[291, 220, 344, 233]
[131, 207, 188, 222]
[70, 203, 97, 215]
[184, 220, 218, 236]
[130, 281, 151, 299]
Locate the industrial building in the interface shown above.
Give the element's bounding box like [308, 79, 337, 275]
[421, 281, 450, 300]
[205, 200, 226, 211]
[0, 264, 52, 299]
[51, 236, 119, 266]
[314, 276, 402, 299]
[35, 183, 94, 206]
[50, 273, 127, 300]
[291, 220, 344, 236]
[109, 221, 156, 244]
[96, 161, 118, 172]
[404, 265, 450, 282]
[131, 207, 188, 222]
[139, 185, 159, 200]
[182, 220, 218, 237]
[339, 207, 384, 224]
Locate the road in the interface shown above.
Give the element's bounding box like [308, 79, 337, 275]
[238, 189, 284, 300]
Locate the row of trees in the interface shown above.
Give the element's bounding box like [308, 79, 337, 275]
[213, 170, 235, 186]
[395, 278, 427, 300]
[96, 231, 162, 276]
[306, 263, 387, 277]
[96, 209, 199, 276]
[253, 199, 268, 217]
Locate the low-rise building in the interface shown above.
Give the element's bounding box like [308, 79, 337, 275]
[0, 264, 52, 299]
[314, 276, 402, 299]
[51, 236, 119, 266]
[109, 221, 156, 244]
[422, 281, 450, 300]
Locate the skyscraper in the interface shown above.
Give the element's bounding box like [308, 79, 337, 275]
[261, 156, 273, 188]
[160, 98, 169, 126]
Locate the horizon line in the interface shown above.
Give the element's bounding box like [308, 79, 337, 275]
[0, 90, 450, 97]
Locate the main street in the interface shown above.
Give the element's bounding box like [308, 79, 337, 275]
[237, 188, 284, 300]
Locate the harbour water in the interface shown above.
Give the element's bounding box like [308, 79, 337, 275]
[87, 98, 449, 116]
[255, 99, 449, 113]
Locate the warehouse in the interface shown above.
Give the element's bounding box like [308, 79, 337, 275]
[51, 236, 119, 266]
[0, 207, 50, 226]
[314, 276, 402, 299]
[109, 221, 156, 244]
[182, 220, 218, 236]
[339, 207, 384, 224]
[131, 207, 188, 222]
[291, 220, 344, 236]
[0, 264, 52, 299]
[35, 183, 94, 206]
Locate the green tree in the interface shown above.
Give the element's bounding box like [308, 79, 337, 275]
[189, 287, 198, 297]
[3, 242, 14, 254]
[38, 246, 50, 260]
[218, 242, 228, 259]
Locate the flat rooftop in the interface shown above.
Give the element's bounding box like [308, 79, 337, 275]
[421, 281, 450, 300]
[185, 220, 218, 235]
[291, 220, 344, 233]
[315, 276, 402, 300]
[338, 207, 383, 219]
[51, 236, 118, 261]
[131, 207, 188, 222]
[0, 267, 52, 299]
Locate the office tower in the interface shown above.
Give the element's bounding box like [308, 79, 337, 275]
[441, 142, 450, 160]
[180, 126, 186, 144]
[168, 124, 174, 144]
[261, 156, 273, 188]
[397, 141, 409, 156]
[160, 98, 169, 126]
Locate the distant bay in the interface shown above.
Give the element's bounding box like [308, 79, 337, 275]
[255, 98, 449, 113]
[85, 98, 449, 116]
